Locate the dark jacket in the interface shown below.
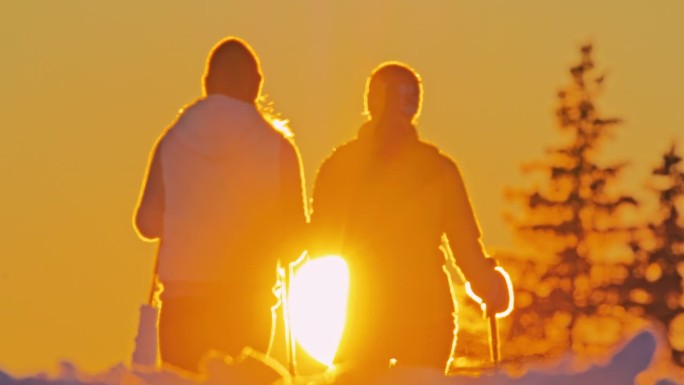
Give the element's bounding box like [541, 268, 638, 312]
[311, 118, 498, 302]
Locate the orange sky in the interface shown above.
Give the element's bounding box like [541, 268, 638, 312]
[1, 0, 683, 376]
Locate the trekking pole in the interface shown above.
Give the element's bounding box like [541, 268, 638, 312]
[487, 266, 514, 368]
[487, 311, 500, 366]
[283, 262, 297, 376]
[132, 257, 161, 368]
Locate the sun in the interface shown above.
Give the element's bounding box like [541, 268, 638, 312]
[288, 255, 350, 368]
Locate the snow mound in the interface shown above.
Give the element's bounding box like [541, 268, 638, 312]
[0, 330, 682, 385]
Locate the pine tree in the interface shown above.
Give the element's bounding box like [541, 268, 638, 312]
[623, 143, 684, 365]
[504, 44, 638, 359]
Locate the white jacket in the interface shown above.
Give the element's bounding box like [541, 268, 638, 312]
[155, 95, 304, 285]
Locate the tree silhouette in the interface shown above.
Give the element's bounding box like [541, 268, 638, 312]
[621, 143, 684, 366]
[503, 44, 638, 359]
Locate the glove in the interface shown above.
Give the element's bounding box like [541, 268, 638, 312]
[483, 267, 512, 317]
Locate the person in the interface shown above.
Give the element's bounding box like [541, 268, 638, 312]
[134, 37, 307, 373]
[309, 62, 510, 374]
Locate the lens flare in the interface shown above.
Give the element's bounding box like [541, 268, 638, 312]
[288, 255, 350, 367]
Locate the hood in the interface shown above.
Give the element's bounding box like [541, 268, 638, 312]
[356, 116, 419, 158]
[166, 94, 268, 159]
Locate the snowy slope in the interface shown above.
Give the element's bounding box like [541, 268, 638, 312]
[0, 330, 682, 385]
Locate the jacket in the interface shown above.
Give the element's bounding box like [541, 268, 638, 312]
[135, 94, 307, 287]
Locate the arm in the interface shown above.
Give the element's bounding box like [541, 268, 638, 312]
[134, 142, 165, 241]
[308, 152, 346, 258]
[442, 160, 510, 314]
[279, 139, 309, 263]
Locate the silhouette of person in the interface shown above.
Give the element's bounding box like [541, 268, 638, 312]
[309, 62, 510, 373]
[134, 37, 307, 373]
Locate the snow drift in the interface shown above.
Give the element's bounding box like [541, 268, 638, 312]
[0, 329, 682, 385]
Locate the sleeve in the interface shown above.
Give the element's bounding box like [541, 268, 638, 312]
[442, 159, 503, 306]
[278, 139, 309, 263]
[308, 152, 346, 258]
[134, 140, 165, 241]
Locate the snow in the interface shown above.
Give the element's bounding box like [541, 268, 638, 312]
[0, 329, 682, 385]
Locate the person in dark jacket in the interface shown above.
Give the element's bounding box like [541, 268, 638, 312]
[309, 62, 510, 374]
[134, 37, 307, 373]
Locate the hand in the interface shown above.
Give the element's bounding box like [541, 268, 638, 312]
[484, 268, 512, 316]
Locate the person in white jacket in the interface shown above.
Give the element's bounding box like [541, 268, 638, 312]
[134, 37, 307, 373]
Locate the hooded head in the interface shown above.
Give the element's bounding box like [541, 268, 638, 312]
[364, 62, 423, 124]
[202, 37, 263, 104]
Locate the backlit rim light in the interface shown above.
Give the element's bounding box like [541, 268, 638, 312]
[288, 255, 350, 367]
[464, 267, 514, 318]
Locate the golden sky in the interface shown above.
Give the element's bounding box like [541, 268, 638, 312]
[1, 0, 683, 375]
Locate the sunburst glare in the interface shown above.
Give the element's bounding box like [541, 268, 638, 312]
[288, 255, 350, 367]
